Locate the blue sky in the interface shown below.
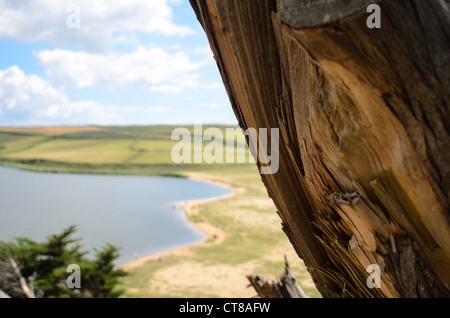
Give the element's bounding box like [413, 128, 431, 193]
[0, 0, 237, 127]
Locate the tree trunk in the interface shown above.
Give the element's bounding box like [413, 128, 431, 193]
[189, 0, 450, 297]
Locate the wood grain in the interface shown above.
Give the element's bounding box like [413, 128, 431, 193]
[190, 0, 450, 297]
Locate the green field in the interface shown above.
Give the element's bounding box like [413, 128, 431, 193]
[0, 125, 320, 298]
[0, 125, 250, 175]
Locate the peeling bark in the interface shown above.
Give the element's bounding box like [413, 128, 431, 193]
[190, 0, 450, 297]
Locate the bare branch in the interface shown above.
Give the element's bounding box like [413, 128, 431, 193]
[9, 259, 36, 299]
[0, 289, 11, 298]
[247, 257, 309, 298]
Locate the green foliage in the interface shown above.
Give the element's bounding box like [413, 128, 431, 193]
[0, 226, 127, 298]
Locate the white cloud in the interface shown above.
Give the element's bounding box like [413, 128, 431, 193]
[36, 47, 206, 93]
[202, 83, 223, 90]
[146, 107, 174, 113]
[0, 0, 194, 51]
[0, 66, 66, 112]
[0, 66, 122, 125]
[191, 46, 214, 56]
[198, 102, 228, 109]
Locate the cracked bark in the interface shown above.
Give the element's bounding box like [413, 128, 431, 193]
[189, 0, 450, 297]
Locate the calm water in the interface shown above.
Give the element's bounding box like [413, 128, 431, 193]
[0, 166, 232, 265]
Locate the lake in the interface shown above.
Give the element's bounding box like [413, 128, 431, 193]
[0, 166, 232, 265]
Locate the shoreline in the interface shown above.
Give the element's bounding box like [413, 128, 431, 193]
[0, 161, 186, 178]
[0, 161, 245, 271]
[121, 174, 244, 271]
[0, 163, 242, 272]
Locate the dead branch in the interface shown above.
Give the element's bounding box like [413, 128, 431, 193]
[0, 289, 11, 298]
[9, 259, 36, 298]
[247, 256, 309, 298]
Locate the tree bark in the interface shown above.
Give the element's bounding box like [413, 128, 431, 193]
[190, 0, 450, 297]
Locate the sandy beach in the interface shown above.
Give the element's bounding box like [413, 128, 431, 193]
[121, 174, 243, 272]
[120, 169, 319, 298]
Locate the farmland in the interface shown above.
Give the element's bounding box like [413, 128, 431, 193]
[0, 126, 320, 298]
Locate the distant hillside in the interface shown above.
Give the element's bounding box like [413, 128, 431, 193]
[0, 125, 250, 176]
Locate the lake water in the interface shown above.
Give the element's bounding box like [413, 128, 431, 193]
[0, 166, 232, 265]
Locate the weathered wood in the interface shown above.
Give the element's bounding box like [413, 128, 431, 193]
[0, 289, 11, 298]
[9, 259, 36, 299]
[190, 0, 450, 297]
[247, 257, 309, 298]
[280, 0, 374, 27]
